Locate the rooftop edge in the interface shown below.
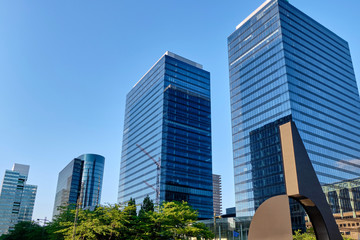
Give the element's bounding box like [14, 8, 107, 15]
[236, 0, 272, 30]
[165, 51, 203, 69]
[133, 51, 203, 88]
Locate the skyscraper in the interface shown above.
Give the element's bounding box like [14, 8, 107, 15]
[228, 0, 360, 223]
[118, 51, 213, 219]
[212, 174, 222, 216]
[52, 154, 105, 218]
[0, 164, 37, 235]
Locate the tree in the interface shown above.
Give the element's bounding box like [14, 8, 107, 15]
[149, 201, 214, 240]
[122, 201, 139, 239]
[45, 205, 75, 240]
[139, 195, 154, 217]
[187, 222, 214, 240]
[136, 196, 155, 239]
[293, 229, 316, 240]
[293, 229, 352, 240]
[55, 204, 136, 240]
[0, 221, 47, 240]
[127, 197, 137, 217]
[21, 200, 213, 240]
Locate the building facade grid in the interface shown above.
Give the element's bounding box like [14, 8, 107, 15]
[118, 51, 213, 219]
[0, 164, 37, 235]
[52, 154, 104, 218]
[228, 0, 360, 220]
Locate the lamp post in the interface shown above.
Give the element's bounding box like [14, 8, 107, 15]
[36, 217, 49, 239]
[213, 211, 222, 240]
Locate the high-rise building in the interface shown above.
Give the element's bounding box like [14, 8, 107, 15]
[228, 0, 360, 226]
[212, 174, 222, 216]
[52, 154, 105, 218]
[0, 164, 37, 235]
[118, 51, 213, 219]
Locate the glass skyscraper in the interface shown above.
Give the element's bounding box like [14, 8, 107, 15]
[0, 164, 37, 235]
[228, 0, 360, 223]
[118, 51, 213, 219]
[52, 154, 105, 218]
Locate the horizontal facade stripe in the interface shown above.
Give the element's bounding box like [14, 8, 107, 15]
[228, 0, 360, 218]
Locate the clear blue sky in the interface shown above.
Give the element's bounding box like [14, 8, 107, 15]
[0, 0, 359, 221]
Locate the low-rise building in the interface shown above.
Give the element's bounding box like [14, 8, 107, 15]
[306, 178, 360, 239]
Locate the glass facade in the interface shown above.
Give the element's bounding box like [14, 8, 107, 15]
[250, 115, 305, 230]
[52, 154, 104, 218]
[118, 51, 213, 219]
[77, 154, 105, 209]
[0, 164, 37, 235]
[52, 158, 83, 217]
[228, 0, 360, 225]
[322, 178, 360, 216]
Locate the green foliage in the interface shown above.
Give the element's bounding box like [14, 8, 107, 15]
[45, 204, 75, 240]
[56, 204, 136, 240]
[35, 199, 213, 240]
[0, 221, 47, 240]
[127, 197, 137, 217]
[139, 195, 154, 217]
[148, 201, 213, 240]
[293, 229, 316, 240]
[293, 229, 353, 240]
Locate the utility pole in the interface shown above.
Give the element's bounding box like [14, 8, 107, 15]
[73, 181, 84, 240]
[240, 223, 243, 240]
[213, 211, 221, 240]
[37, 217, 49, 239]
[219, 224, 221, 240]
[37, 217, 49, 226]
[136, 144, 161, 207]
[214, 212, 216, 240]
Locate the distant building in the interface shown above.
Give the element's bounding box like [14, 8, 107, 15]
[226, 207, 236, 216]
[213, 174, 222, 216]
[321, 178, 360, 238]
[305, 178, 360, 238]
[219, 207, 236, 219]
[322, 178, 360, 219]
[118, 51, 213, 219]
[52, 154, 105, 218]
[0, 164, 37, 235]
[200, 216, 252, 240]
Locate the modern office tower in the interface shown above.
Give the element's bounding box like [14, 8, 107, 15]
[228, 0, 360, 227]
[118, 51, 213, 219]
[212, 174, 222, 216]
[0, 164, 37, 235]
[52, 154, 105, 218]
